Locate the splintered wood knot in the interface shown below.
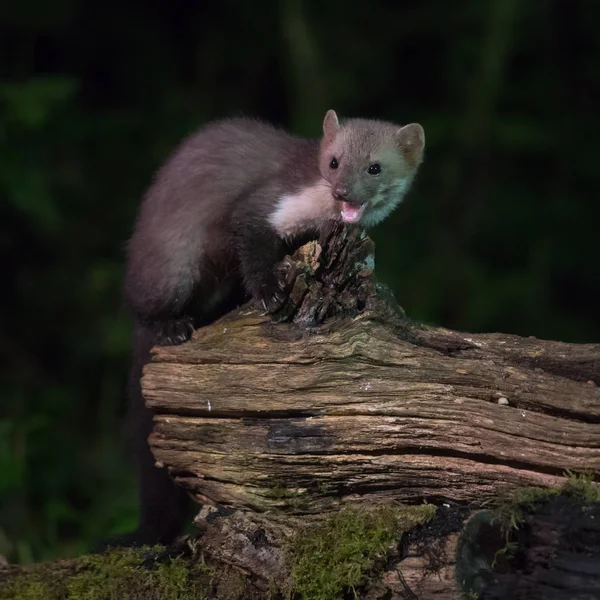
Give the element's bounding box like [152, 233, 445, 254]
[272, 220, 378, 326]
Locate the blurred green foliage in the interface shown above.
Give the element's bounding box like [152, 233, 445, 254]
[1, 0, 598, 564]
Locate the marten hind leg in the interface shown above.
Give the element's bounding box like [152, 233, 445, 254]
[124, 241, 200, 347]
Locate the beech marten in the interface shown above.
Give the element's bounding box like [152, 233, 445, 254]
[122, 110, 425, 545]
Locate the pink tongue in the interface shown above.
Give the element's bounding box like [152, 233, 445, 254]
[341, 202, 362, 223]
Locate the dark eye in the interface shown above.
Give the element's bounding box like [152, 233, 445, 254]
[368, 163, 381, 175]
[330, 157, 339, 169]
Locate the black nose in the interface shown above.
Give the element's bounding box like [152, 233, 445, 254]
[333, 186, 348, 200]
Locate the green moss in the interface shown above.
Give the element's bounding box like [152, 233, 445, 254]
[490, 539, 518, 569]
[493, 470, 600, 535]
[262, 480, 312, 512]
[0, 577, 58, 600]
[0, 562, 69, 600]
[493, 486, 559, 533]
[287, 503, 435, 600]
[562, 469, 600, 503]
[263, 481, 293, 500]
[0, 546, 213, 600]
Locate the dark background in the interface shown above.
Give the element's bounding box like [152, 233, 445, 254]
[1, 0, 598, 564]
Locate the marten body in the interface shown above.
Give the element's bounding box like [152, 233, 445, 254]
[123, 110, 425, 544]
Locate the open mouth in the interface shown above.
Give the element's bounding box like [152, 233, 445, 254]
[340, 201, 366, 224]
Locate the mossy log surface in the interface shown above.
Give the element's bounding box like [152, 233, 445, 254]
[0, 541, 265, 600]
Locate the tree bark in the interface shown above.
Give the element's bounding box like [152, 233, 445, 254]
[144, 224, 599, 514]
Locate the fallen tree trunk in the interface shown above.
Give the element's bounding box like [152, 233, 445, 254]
[145, 310, 599, 511]
[138, 221, 600, 598]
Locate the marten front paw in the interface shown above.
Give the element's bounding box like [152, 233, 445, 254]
[254, 277, 288, 314]
[154, 317, 195, 346]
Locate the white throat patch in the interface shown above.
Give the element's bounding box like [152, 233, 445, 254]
[270, 179, 337, 238]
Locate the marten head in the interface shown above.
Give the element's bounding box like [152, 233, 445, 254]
[319, 109, 425, 227]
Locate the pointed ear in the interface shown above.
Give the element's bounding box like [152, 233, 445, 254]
[396, 123, 425, 167]
[322, 109, 340, 143]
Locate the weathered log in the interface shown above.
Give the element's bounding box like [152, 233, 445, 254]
[137, 221, 600, 597]
[143, 225, 599, 513]
[145, 309, 599, 511]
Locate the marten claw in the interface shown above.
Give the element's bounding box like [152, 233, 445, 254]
[154, 317, 195, 346]
[272, 294, 282, 309]
[257, 290, 286, 315]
